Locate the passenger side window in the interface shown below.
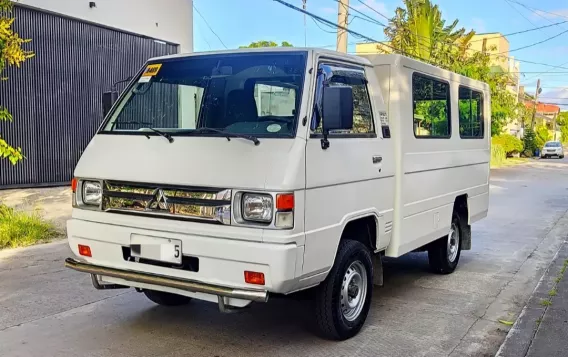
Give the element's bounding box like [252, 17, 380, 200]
[459, 87, 484, 138]
[412, 74, 451, 138]
[313, 67, 374, 135]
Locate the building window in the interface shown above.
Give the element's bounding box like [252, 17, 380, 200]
[412, 73, 451, 138]
[459, 86, 484, 138]
[312, 66, 374, 135]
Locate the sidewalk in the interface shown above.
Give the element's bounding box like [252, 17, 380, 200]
[0, 186, 71, 232]
[496, 239, 568, 357]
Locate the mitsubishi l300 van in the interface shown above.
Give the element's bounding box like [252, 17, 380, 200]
[65, 48, 490, 340]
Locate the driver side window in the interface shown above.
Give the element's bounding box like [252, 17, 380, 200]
[311, 65, 374, 135]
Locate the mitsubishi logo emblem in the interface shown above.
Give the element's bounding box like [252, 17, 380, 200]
[146, 189, 170, 211]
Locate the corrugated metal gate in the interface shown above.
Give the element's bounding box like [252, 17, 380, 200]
[0, 5, 178, 188]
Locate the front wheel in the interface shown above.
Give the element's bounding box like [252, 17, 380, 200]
[313, 240, 373, 340]
[428, 213, 462, 274]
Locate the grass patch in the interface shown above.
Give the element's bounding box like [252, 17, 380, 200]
[549, 288, 558, 297]
[490, 157, 530, 169]
[0, 204, 58, 249]
[540, 299, 552, 307]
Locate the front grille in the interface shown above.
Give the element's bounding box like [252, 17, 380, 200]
[102, 181, 231, 223]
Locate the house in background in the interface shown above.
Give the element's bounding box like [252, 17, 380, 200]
[523, 101, 562, 140]
[0, 0, 193, 188]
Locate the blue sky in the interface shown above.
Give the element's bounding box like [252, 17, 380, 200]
[193, 0, 568, 106]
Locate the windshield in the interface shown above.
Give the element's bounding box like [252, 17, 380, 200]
[101, 52, 307, 138]
[545, 142, 561, 147]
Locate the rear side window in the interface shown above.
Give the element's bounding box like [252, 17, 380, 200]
[459, 86, 484, 138]
[412, 74, 451, 138]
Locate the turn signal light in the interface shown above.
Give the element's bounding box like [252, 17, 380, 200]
[71, 178, 78, 193]
[78, 244, 92, 257]
[276, 193, 294, 211]
[244, 271, 265, 285]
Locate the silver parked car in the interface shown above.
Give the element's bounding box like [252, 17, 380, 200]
[541, 141, 564, 159]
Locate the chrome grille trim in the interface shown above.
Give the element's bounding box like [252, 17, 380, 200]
[101, 181, 231, 224]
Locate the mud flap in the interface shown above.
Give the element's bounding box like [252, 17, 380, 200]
[461, 221, 472, 250]
[372, 254, 384, 286]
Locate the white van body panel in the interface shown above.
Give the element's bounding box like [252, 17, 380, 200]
[66, 49, 490, 305]
[362, 55, 490, 257]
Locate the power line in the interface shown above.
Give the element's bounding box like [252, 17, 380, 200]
[469, 21, 568, 42]
[274, 0, 568, 71]
[503, 0, 546, 34]
[273, 0, 407, 55]
[354, 0, 390, 21]
[508, 0, 568, 21]
[311, 17, 337, 34]
[504, 28, 568, 54]
[524, 60, 568, 81]
[331, 0, 386, 27]
[193, 5, 228, 49]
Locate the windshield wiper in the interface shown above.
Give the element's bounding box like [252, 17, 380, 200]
[143, 127, 174, 143]
[191, 127, 260, 146]
[110, 120, 174, 143]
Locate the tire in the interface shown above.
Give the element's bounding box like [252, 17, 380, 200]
[560, 155, 564, 159]
[313, 239, 373, 340]
[428, 212, 462, 274]
[143, 289, 192, 306]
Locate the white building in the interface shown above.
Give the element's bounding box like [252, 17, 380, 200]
[1, 0, 193, 188]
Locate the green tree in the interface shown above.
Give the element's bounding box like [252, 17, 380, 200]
[0, 0, 33, 164]
[239, 40, 293, 48]
[381, 0, 520, 136]
[523, 128, 537, 157]
[535, 124, 551, 149]
[556, 111, 568, 143]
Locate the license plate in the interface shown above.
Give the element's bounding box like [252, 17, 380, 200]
[130, 235, 182, 264]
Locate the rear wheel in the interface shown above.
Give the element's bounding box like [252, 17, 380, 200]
[313, 239, 373, 340]
[143, 290, 192, 306]
[428, 213, 462, 274]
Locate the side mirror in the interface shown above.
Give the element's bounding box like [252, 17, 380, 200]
[322, 86, 354, 132]
[321, 86, 353, 149]
[102, 91, 118, 117]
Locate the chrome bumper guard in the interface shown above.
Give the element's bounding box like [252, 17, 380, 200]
[65, 258, 268, 302]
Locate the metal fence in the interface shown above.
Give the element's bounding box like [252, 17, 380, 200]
[0, 5, 178, 188]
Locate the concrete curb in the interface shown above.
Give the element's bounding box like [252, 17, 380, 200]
[495, 239, 568, 357]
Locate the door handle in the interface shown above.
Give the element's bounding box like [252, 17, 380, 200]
[372, 155, 383, 164]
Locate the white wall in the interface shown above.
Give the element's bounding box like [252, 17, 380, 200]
[15, 0, 193, 51]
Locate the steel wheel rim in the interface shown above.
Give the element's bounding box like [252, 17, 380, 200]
[447, 222, 460, 263]
[341, 260, 368, 322]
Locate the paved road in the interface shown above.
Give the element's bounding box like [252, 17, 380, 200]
[2, 159, 568, 357]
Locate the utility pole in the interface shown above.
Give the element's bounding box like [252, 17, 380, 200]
[336, 0, 349, 53]
[553, 109, 559, 141]
[303, 0, 307, 47]
[531, 79, 541, 130]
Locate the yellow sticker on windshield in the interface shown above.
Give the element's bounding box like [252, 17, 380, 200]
[142, 63, 162, 77]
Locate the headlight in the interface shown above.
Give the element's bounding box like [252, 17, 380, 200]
[242, 193, 273, 222]
[82, 181, 102, 206]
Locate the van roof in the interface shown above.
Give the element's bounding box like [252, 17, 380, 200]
[149, 47, 372, 66]
[150, 48, 489, 90]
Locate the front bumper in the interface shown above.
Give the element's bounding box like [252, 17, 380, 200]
[66, 218, 304, 303]
[65, 258, 268, 302]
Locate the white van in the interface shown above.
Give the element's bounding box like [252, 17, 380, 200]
[65, 48, 490, 340]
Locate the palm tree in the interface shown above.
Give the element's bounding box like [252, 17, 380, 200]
[382, 0, 475, 73]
